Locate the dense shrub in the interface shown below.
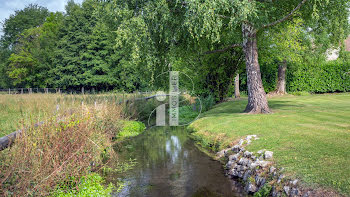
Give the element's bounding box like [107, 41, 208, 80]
[287, 62, 350, 93]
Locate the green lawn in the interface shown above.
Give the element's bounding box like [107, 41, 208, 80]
[189, 93, 350, 195]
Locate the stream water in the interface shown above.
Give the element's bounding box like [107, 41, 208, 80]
[112, 127, 245, 197]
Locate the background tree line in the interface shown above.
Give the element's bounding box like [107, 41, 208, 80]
[0, 0, 349, 104]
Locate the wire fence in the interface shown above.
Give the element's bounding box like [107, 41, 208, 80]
[0, 87, 154, 95]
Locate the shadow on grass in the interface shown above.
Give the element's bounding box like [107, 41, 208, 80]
[202, 99, 306, 118]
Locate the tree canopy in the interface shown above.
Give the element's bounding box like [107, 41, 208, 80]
[0, 0, 349, 107]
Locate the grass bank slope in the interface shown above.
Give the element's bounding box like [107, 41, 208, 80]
[189, 93, 350, 195]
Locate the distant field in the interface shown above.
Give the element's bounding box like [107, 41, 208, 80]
[189, 93, 350, 195]
[0, 93, 150, 137]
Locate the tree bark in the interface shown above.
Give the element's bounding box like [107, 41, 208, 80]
[234, 74, 240, 99]
[242, 23, 270, 113]
[275, 60, 287, 94]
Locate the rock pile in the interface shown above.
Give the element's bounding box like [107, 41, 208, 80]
[217, 135, 311, 197]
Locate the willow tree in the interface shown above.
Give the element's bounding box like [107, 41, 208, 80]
[183, 0, 350, 113]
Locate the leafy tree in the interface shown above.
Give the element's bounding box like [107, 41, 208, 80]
[182, 0, 350, 113]
[0, 4, 49, 50]
[0, 4, 49, 88]
[7, 13, 63, 87]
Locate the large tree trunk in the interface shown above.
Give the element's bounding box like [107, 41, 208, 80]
[242, 23, 270, 114]
[275, 60, 287, 94]
[234, 74, 240, 99]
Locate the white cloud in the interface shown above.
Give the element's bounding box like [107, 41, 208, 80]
[0, 0, 84, 33]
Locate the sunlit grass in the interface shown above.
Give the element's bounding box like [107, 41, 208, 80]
[189, 93, 350, 195]
[0, 93, 150, 137]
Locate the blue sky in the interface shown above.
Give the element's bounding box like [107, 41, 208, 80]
[0, 0, 83, 33]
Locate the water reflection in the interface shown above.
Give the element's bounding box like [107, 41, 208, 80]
[112, 127, 242, 197]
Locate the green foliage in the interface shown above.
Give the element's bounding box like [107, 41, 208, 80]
[0, 4, 49, 50]
[53, 173, 114, 197]
[287, 62, 350, 93]
[118, 121, 146, 138]
[6, 12, 63, 87]
[253, 184, 272, 197]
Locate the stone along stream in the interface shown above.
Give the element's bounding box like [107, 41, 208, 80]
[112, 127, 245, 197]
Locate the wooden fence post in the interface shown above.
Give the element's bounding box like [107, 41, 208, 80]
[82, 87, 84, 95]
[8, 88, 10, 95]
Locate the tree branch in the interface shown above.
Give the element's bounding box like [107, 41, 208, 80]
[204, 44, 242, 55]
[258, 0, 308, 31]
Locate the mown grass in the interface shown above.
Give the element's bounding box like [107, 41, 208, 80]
[189, 93, 350, 195]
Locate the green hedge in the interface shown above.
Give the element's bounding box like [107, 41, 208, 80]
[287, 62, 350, 93]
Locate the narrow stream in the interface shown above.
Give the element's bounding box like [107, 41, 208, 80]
[112, 127, 245, 197]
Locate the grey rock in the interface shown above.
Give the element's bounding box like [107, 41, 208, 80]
[226, 161, 233, 169]
[216, 150, 226, 158]
[255, 175, 266, 187]
[271, 186, 281, 197]
[291, 188, 299, 197]
[284, 186, 290, 196]
[257, 149, 265, 154]
[302, 191, 310, 197]
[245, 182, 258, 193]
[229, 168, 238, 177]
[246, 135, 258, 141]
[251, 155, 256, 160]
[246, 159, 253, 166]
[269, 166, 276, 173]
[292, 179, 298, 186]
[235, 164, 241, 170]
[238, 157, 249, 166]
[249, 161, 258, 169]
[239, 147, 245, 153]
[232, 145, 241, 153]
[264, 151, 274, 160]
[244, 151, 253, 158]
[239, 165, 246, 172]
[237, 171, 244, 178]
[258, 160, 271, 168]
[229, 153, 239, 161]
[238, 158, 244, 165]
[243, 170, 251, 181]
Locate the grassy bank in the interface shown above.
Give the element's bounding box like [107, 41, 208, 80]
[0, 93, 148, 196]
[189, 93, 350, 195]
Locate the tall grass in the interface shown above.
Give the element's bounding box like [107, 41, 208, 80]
[0, 94, 129, 196]
[0, 93, 150, 137]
